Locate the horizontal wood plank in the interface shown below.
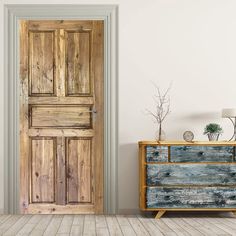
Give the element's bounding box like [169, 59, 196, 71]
[146, 186, 236, 209]
[30, 106, 91, 128]
[28, 96, 94, 105]
[147, 164, 236, 186]
[27, 204, 94, 214]
[139, 141, 236, 146]
[146, 146, 168, 162]
[28, 20, 93, 30]
[28, 128, 94, 137]
[170, 145, 234, 162]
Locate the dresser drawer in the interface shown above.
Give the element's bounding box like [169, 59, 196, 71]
[170, 146, 235, 162]
[146, 186, 236, 209]
[146, 164, 236, 186]
[146, 146, 168, 162]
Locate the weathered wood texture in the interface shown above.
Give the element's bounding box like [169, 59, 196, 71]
[146, 187, 236, 208]
[31, 138, 55, 203]
[30, 105, 91, 128]
[146, 146, 168, 162]
[147, 164, 236, 186]
[56, 137, 66, 205]
[171, 146, 235, 162]
[140, 141, 236, 217]
[20, 20, 104, 214]
[67, 138, 92, 203]
[20, 20, 29, 213]
[66, 31, 91, 95]
[29, 31, 55, 96]
[1, 214, 236, 236]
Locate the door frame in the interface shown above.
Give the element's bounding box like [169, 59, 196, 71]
[4, 4, 118, 214]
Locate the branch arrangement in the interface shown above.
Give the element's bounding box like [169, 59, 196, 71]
[146, 83, 171, 141]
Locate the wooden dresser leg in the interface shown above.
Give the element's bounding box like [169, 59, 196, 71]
[155, 210, 166, 219]
[232, 211, 236, 216]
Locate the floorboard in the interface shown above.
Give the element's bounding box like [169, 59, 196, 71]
[0, 212, 234, 235]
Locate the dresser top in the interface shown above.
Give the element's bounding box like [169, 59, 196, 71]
[138, 140, 236, 146]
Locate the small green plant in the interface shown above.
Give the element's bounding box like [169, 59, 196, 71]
[204, 123, 223, 134]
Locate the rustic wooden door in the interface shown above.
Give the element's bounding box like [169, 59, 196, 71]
[20, 20, 104, 214]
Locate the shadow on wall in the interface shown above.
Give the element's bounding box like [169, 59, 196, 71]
[176, 112, 221, 121]
[118, 143, 140, 214]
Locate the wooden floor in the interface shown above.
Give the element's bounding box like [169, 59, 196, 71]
[0, 212, 235, 235]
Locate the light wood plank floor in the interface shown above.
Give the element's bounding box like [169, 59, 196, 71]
[0, 212, 235, 235]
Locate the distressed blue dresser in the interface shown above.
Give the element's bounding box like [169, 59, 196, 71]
[139, 141, 236, 219]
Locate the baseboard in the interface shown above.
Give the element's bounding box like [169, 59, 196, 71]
[117, 209, 142, 215]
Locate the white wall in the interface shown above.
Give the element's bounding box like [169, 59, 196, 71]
[1, 0, 236, 213]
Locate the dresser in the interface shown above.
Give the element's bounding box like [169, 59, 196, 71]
[139, 141, 236, 219]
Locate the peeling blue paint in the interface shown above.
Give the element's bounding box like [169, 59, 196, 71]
[171, 146, 235, 162]
[146, 146, 168, 162]
[146, 187, 236, 208]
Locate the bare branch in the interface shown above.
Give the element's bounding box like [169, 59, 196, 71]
[146, 82, 172, 140]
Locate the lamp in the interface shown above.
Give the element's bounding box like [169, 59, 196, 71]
[222, 108, 236, 141]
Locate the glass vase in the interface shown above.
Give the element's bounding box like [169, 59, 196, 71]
[155, 129, 166, 142]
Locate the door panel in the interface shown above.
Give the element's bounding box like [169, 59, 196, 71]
[29, 31, 56, 96]
[66, 31, 91, 95]
[30, 105, 91, 128]
[31, 138, 55, 203]
[20, 20, 104, 214]
[67, 138, 92, 203]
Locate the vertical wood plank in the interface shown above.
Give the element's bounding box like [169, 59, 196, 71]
[3, 215, 32, 235]
[204, 217, 236, 235]
[67, 139, 79, 203]
[95, 215, 109, 236]
[150, 218, 176, 236]
[57, 29, 65, 97]
[83, 215, 96, 236]
[29, 31, 55, 95]
[66, 32, 90, 95]
[56, 137, 66, 205]
[105, 216, 123, 236]
[56, 215, 73, 234]
[67, 139, 91, 203]
[43, 215, 63, 236]
[182, 218, 217, 236]
[16, 215, 43, 236]
[139, 145, 146, 210]
[20, 20, 29, 214]
[93, 20, 104, 214]
[31, 138, 55, 203]
[0, 216, 22, 235]
[30, 215, 53, 236]
[137, 215, 164, 235]
[127, 216, 149, 236]
[161, 218, 190, 236]
[192, 217, 231, 235]
[0, 216, 11, 225]
[70, 215, 84, 236]
[116, 215, 136, 236]
[171, 218, 203, 236]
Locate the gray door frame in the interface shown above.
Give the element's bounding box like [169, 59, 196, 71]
[4, 4, 118, 214]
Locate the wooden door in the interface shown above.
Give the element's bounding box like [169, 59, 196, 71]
[20, 20, 104, 214]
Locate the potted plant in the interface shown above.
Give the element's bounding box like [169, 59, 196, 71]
[203, 123, 223, 141]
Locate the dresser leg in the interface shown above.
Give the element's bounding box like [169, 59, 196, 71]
[155, 210, 166, 219]
[232, 211, 236, 216]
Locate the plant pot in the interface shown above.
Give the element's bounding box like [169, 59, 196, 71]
[207, 133, 220, 141]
